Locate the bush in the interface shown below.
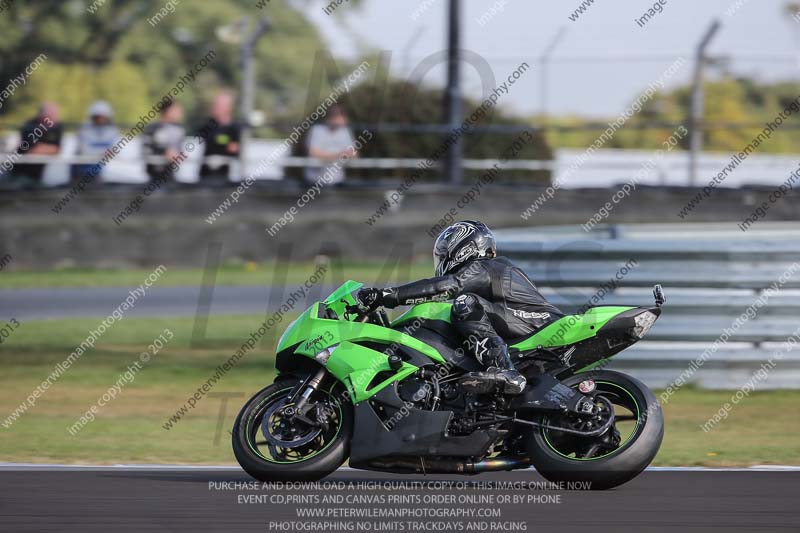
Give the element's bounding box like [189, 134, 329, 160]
[292, 80, 552, 185]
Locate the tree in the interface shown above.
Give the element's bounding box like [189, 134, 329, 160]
[0, 0, 332, 129]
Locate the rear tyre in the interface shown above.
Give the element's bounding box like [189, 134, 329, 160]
[232, 378, 353, 482]
[527, 370, 663, 490]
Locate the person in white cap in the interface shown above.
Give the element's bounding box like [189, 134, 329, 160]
[74, 100, 121, 182]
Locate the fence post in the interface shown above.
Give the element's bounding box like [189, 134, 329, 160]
[444, 0, 463, 185]
[688, 19, 721, 187]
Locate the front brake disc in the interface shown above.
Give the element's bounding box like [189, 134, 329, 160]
[261, 398, 322, 448]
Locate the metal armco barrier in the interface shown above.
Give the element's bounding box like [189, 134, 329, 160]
[497, 224, 800, 389]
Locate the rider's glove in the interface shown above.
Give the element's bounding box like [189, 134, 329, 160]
[356, 288, 383, 313]
[357, 287, 402, 311]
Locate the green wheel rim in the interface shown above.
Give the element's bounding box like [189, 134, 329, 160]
[541, 380, 642, 462]
[245, 386, 344, 465]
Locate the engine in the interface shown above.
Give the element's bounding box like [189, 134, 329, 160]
[396, 370, 510, 438]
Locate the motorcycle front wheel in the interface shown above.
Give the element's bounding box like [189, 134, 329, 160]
[232, 377, 353, 482]
[526, 370, 664, 490]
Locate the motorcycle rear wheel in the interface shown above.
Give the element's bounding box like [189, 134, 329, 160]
[526, 370, 664, 490]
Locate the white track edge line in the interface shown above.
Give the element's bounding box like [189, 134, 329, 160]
[0, 463, 798, 472]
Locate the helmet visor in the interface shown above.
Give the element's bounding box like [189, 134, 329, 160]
[433, 236, 450, 276]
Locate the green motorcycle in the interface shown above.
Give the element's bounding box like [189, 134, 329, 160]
[232, 281, 665, 490]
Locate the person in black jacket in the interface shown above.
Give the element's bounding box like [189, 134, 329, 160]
[142, 98, 185, 184]
[15, 102, 63, 186]
[358, 220, 563, 395]
[198, 91, 240, 184]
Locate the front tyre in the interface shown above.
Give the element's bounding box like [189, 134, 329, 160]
[527, 370, 663, 490]
[232, 378, 353, 482]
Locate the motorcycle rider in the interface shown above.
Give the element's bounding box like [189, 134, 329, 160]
[358, 220, 563, 395]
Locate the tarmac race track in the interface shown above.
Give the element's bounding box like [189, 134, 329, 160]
[0, 465, 797, 532]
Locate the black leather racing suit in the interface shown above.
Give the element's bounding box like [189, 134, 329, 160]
[381, 256, 563, 346]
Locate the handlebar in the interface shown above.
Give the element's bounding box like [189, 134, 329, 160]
[345, 304, 389, 325]
[345, 304, 373, 322]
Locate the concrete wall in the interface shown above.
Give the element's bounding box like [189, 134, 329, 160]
[2, 185, 799, 268]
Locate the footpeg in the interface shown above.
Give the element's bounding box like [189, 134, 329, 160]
[462, 337, 527, 395]
[459, 369, 526, 395]
[459, 373, 498, 394]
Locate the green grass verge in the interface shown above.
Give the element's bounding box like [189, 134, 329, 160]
[1, 315, 798, 466]
[0, 262, 435, 289]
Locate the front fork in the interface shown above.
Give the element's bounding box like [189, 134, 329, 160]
[283, 367, 329, 423]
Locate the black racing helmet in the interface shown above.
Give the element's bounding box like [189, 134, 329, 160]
[433, 220, 497, 276]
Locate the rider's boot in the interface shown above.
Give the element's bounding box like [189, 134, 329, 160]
[463, 336, 526, 395]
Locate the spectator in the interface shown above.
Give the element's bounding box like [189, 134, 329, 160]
[15, 102, 63, 186]
[143, 98, 185, 183]
[198, 91, 240, 184]
[305, 104, 357, 186]
[73, 100, 121, 183]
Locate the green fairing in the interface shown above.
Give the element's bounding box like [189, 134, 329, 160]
[392, 302, 453, 327]
[323, 280, 363, 316]
[276, 281, 641, 404]
[276, 282, 447, 404]
[324, 341, 419, 403]
[511, 306, 635, 351]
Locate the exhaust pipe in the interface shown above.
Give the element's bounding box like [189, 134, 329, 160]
[363, 456, 530, 475]
[468, 457, 531, 473]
